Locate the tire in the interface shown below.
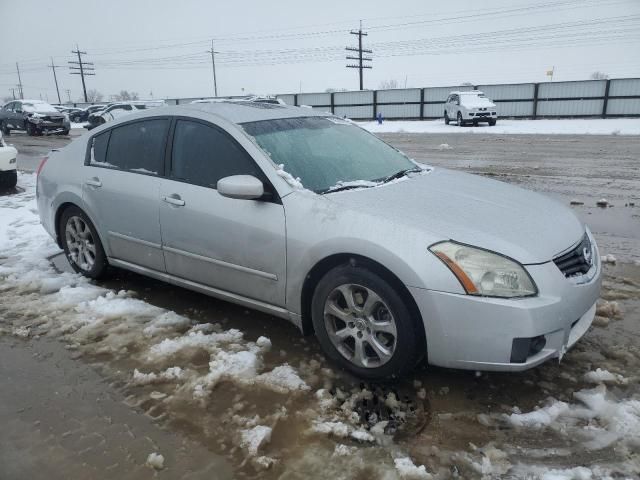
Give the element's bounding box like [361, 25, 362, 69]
[311, 263, 424, 381]
[59, 129, 70, 136]
[25, 121, 37, 136]
[72, 115, 81, 123]
[0, 170, 17, 189]
[457, 111, 465, 127]
[0, 121, 9, 135]
[489, 119, 497, 126]
[473, 120, 478, 127]
[59, 206, 109, 279]
[444, 112, 450, 125]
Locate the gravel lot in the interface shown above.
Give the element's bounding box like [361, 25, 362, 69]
[1, 128, 639, 479]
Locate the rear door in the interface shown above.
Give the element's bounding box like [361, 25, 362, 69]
[82, 118, 170, 271]
[159, 118, 287, 306]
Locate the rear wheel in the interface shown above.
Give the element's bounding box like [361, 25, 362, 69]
[311, 263, 424, 380]
[0, 170, 17, 189]
[457, 111, 465, 127]
[444, 111, 450, 125]
[59, 206, 109, 279]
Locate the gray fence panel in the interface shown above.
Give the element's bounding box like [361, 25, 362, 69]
[476, 83, 535, 100]
[377, 88, 421, 103]
[378, 104, 421, 118]
[538, 80, 606, 99]
[311, 106, 332, 114]
[495, 101, 534, 117]
[609, 78, 640, 97]
[276, 94, 296, 105]
[423, 85, 474, 102]
[423, 103, 445, 118]
[334, 90, 374, 105]
[334, 105, 374, 118]
[297, 93, 331, 106]
[606, 98, 640, 115]
[537, 99, 604, 116]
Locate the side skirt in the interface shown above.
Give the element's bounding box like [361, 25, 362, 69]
[108, 257, 303, 331]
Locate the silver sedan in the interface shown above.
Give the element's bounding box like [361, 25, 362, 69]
[36, 103, 601, 380]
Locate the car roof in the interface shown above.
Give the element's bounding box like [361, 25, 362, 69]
[173, 101, 328, 124]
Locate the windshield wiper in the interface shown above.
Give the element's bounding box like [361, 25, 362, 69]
[319, 184, 374, 195]
[378, 166, 422, 184]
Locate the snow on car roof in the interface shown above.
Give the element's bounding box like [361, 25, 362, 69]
[450, 91, 485, 95]
[182, 101, 329, 124]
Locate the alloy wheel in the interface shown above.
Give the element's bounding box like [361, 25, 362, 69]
[323, 283, 398, 368]
[65, 216, 97, 272]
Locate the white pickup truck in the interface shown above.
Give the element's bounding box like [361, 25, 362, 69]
[0, 133, 18, 189]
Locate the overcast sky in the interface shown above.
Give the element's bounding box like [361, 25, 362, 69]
[1, 0, 639, 102]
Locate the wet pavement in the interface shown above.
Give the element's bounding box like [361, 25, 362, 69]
[1, 130, 639, 479]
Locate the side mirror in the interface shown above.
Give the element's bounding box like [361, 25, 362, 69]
[217, 175, 264, 200]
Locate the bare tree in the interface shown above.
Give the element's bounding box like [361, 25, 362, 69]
[112, 90, 140, 101]
[461, 82, 474, 86]
[84, 89, 103, 103]
[325, 87, 348, 93]
[590, 71, 609, 80]
[378, 79, 399, 90]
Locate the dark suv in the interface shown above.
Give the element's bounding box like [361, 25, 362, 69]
[0, 100, 71, 136]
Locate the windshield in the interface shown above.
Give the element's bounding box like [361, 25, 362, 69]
[241, 117, 415, 193]
[22, 102, 58, 113]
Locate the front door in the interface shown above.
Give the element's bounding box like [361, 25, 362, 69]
[81, 118, 170, 271]
[159, 118, 287, 306]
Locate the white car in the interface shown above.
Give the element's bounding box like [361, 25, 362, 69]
[0, 132, 18, 189]
[445, 91, 497, 126]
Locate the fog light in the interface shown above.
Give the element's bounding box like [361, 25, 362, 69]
[511, 335, 546, 363]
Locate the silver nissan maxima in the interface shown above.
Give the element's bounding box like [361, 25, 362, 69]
[36, 102, 601, 380]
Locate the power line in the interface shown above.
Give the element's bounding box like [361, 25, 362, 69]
[346, 22, 372, 90]
[69, 45, 95, 102]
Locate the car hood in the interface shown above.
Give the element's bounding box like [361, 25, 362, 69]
[325, 168, 584, 264]
[31, 110, 65, 117]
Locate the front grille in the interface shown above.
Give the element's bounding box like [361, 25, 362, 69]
[553, 234, 593, 277]
[43, 116, 63, 123]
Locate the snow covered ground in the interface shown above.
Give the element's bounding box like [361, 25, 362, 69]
[1, 173, 640, 479]
[359, 118, 640, 135]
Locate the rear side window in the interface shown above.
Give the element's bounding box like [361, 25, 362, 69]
[89, 131, 110, 166]
[103, 119, 169, 175]
[170, 120, 261, 188]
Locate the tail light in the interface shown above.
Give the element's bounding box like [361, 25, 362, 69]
[37, 156, 49, 176]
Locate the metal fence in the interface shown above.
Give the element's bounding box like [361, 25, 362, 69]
[275, 78, 640, 120]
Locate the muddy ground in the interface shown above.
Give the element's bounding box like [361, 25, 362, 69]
[1, 130, 639, 479]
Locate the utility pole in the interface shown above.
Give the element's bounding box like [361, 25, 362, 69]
[346, 21, 372, 90]
[15, 63, 24, 99]
[208, 40, 219, 97]
[48, 57, 62, 104]
[69, 45, 95, 102]
[10, 88, 16, 100]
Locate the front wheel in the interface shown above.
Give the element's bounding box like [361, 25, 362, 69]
[25, 121, 38, 136]
[59, 206, 109, 279]
[311, 263, 424, 380]
[0, 170, 17, 189]
[489, 119, 497, 126]
[0, 121, 9, 135]
[457, 111, 465, 127]
[444, 112, 450, 125]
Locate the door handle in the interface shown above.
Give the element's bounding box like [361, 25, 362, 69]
[85, 177, 102, 188]
[163, 194, 185, 207]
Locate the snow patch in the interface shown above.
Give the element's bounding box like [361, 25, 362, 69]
[240, 425, 272, 456]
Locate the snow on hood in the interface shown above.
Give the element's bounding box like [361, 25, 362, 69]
[460, 94, 496, 109]
[326, 168, 584, 264]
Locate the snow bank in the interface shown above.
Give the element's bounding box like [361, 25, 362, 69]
[359, 118, 640, 135]
[394, 457, 432, 479]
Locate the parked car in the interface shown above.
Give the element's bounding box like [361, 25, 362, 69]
[191, 96, 285, 105]
[37, 103, 601, 380]
[445, 91, 497, 126]
[0, 100, 70, 136]
[0, 132, 18, 189]
[69, 104, 108, 123]
[85, 101, 166, 130]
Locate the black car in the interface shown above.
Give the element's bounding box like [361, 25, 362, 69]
[0, 100, 71, 136]
[69, 104, 107, 123]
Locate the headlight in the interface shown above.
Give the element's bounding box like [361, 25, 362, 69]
[430, 241, 537, 298]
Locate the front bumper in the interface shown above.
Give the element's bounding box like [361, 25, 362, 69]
[468, 111, 497, 121]
[410, 243, 601, 371]
[29, 119, 70, 132]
